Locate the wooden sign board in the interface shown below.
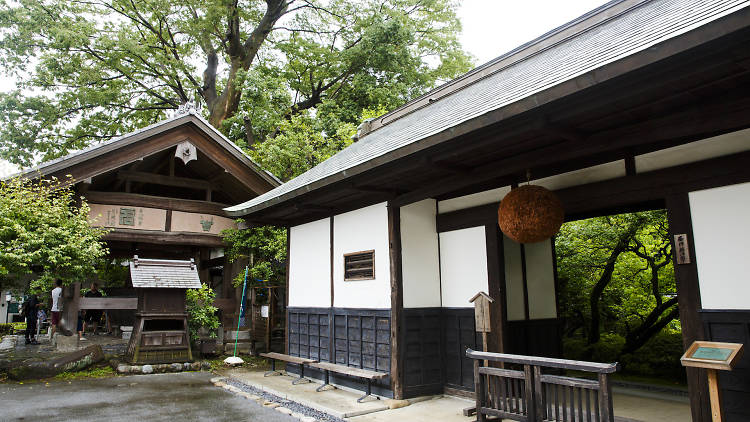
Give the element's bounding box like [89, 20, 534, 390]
[469, 291, 494, 333]
[681, 341, 743, 371]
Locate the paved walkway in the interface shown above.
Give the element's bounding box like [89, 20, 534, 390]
[224, 368, 691, 422]
[0, 372, 298, 422]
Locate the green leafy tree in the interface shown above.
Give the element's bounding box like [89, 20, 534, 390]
[555, 210, 678, 358]
[0, 0, 472, 166]
[0, 176, 110, 293]
[222, 224, 287, 288]
[186, 283, 220, 341]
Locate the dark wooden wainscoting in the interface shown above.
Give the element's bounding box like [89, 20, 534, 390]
[442, 308, 484, 391]
[506, 318, 563, 358]
[286, 307, 392, 397]
[402, 308, 562, 397]
[701, 310, 750, 422]
[403, 308, 444, 397]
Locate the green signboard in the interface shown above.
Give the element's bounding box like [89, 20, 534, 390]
[8, 303, 19, 313]
[693, 347, 733, 361]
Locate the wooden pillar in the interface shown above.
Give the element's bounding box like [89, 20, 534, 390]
[387, 203, 404, 399]
[666, 193, 711, 422]
[285, 227, 291, 355]
[484, 224, 506, 354]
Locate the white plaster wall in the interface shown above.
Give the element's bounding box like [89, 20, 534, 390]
[503, 236, 526, 321]
[532, 161, 625, 191]
[524, 239, 558, 319]
[401, 200, 441, 308]
[636, 128, 750, 173]
[438, 187, 510, 214]
[333, 203, 391, 309]
[689, 182, 750, 310]
[439, 226, 489, 308]
[288, 218, 331, 308]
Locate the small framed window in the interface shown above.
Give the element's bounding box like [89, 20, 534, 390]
[344, 250, 375, 281]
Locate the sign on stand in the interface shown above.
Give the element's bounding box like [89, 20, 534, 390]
[681, 341, 744, 422]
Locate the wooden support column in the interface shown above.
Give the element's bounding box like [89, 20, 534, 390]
[285, 227, 291, 355]
[484, 224, 506, 354]
[666, 193, 711, 422]
[387, 203, 404, 399]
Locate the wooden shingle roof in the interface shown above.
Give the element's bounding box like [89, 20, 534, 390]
[129, 256, 201, 289]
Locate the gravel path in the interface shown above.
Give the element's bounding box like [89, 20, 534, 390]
[224, 377, 347, 422]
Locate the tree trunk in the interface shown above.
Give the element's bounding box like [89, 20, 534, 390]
[620, 297, 679, 355]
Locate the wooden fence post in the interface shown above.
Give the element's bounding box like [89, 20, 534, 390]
[598, 373, 614, 422]
[474, 358, 486, 422]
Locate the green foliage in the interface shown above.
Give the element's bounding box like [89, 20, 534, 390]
[186, 283, 220, 342]
[94, 259, 130, 288]
[556, 210, 681, 372]
[0, 177, 110, 293]
[564, 332, 686, 382]
[0, 0, 472, 166]
[53, 365, 115, 381]
[248, 111, 356, 181]
[0, 323, 13, 336]
[222, 225, 287, 288]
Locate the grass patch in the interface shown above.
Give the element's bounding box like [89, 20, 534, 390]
[53, 365, 116, 381]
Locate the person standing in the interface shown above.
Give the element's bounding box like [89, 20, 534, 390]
[23, 293, 40, 345]
[83, 282, 103, 335]
[50, 279, 63, 338]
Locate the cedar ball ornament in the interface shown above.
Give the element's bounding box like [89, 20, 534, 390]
[498, 184, 565, 243]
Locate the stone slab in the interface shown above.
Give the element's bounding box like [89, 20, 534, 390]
[225, 369, 389, 418]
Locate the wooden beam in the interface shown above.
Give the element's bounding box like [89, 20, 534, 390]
[84, 191, 229, 215]
[484, 224, 506, 355]
[79, 297, 137, 310]
[392, 98, 750, 207]
[387, 203, 404, 399]
[285, 228, 291, 355]
[117, 170, 212, 190]
[104, 229, 224, 247]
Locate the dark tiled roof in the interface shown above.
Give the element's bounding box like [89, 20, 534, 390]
[225, 0, 750, 216]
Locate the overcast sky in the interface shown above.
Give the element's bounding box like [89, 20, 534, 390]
[0, 0, 609, 177]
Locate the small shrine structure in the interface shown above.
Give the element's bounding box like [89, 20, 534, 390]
[126, 256, 201, 364]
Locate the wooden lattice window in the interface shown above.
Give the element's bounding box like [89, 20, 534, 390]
[344, 250, 375, 281]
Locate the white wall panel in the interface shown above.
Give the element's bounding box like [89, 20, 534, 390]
[637, 128, 750, 173]
[503, 236, 526, 321]
[401, 200, 441, 308]
[525, 239, 558, 319]
[288, 218, 331, 308]
[689, 182, 750, 310]
[333, 203, 391, 309]
[439, 227, 489, 308]
[438, 187, 510, 214]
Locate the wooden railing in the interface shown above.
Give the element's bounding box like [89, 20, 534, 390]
[466, 349, 619, 422]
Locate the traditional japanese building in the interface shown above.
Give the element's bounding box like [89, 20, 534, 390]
[225, 0, 750, 420]
[15, 108, 280, 338]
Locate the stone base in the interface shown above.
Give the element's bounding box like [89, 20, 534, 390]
[53, 333, 83, 352]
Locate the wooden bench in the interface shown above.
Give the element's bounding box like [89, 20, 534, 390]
[260, 352, 317, 385]
[309, 361, 388, 402]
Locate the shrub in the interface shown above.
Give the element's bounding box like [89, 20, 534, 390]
[186, 284, 220, 342]
[0, 323, 13, 336]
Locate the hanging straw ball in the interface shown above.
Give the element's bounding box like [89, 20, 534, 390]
[497, 185, 565, 244]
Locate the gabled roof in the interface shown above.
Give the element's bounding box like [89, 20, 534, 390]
[225, 0, 750, 217]
[10, 109, 280, 187]
[129, 256, 201, 289]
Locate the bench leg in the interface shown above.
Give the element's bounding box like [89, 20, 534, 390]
[316, 370, 331, 392]
[264, 359, 282, 377]
[292, 363, 310, 385]
[357, 379, 378, 403]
